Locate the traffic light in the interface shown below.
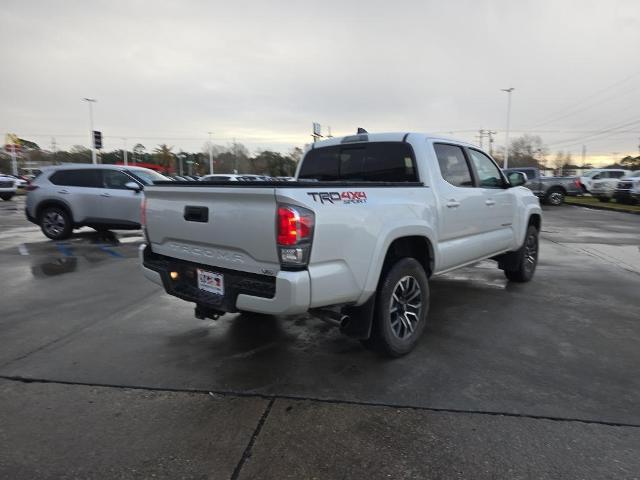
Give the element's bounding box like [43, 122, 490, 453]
[93, 130, 102, 150]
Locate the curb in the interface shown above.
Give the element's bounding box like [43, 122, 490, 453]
[564, 200, 640, 216]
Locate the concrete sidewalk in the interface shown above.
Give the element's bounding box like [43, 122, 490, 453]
[1, 380, 638, 480]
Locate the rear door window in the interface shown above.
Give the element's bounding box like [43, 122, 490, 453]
[49, 169, 101, 188]
[433, 144, 474, 187]
[298, 142, 417, 182]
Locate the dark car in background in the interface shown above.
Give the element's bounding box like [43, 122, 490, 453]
[503, 167, 581, 205]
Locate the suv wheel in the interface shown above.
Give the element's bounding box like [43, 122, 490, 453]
[40, 206, 73, 240]
[0, 193, 14, 201]
[544, 188, 565, 206]
[504, 225, 539, 283]
[364, 258, 429, 357]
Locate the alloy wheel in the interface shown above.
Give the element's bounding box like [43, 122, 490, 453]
[389, 275, 422, 340]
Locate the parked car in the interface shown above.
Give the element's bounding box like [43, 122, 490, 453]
[591, 171, 639, 202]
[0, 175, 17, 201]
[611, 171, 640, 204]
[199, 174, 242, 182]
[198, 174, 278, 182]
[141, 131, 541, 356]
[579, 169, 631, 193]
[25, 164, 169, 240]
[503, 167, 580, 205]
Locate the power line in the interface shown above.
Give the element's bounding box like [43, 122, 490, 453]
[525, 69, 640, 129]
[546, 116, 640, 149]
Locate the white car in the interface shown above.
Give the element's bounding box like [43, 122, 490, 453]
[199, 174, 276, 182]
[591, 171, 640, 202]
[0, 175, 17, 201]
[580, 169, 631, 193]
[141, 131, 541, 356]
[612, 171, 640, 204]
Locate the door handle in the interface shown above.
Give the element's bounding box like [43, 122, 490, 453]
[100, 192, 111, 197]
[446, 200, 461, 208]
[57, 189, 69, 194]
[485, 199, 496, 206]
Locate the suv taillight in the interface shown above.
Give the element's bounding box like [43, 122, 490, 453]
[277, 204, 314, 267]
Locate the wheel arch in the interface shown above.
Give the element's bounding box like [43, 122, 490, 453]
[358, 227, 435, 305]
[36, 199, 75, 224]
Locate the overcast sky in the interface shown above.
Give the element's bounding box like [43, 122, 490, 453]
[1, 0, 639, 164]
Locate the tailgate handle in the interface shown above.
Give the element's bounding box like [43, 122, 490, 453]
[184, 206, 209, 223]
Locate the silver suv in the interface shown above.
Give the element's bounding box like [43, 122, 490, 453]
[26, 164, 168, 240]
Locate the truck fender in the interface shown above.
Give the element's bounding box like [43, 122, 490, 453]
[356, 223, 436, 305]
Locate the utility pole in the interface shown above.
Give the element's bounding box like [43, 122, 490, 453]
[501, 88, 514, 169]
[51, 137, 57, 164]
[486, 130, 497, 156]
[82, 98, 97, 164]
[477, 129, 485, 149]
[581, 145, 586, 168]
[123, 138, 128, 166]
[327, 126, 333, 138]
[207, 131, 214, 174]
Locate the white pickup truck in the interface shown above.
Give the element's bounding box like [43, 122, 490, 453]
[141, 132, 541, 356]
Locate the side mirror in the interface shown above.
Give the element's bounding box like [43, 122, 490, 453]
[125, 181, 142, 193]
[508, 171, 527, 187]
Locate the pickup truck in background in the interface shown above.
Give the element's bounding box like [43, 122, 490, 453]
[503, 167, 581, 206]
[611, 171, 640, 204]
[141, 132, 542, 356]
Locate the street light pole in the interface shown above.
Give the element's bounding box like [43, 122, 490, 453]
[123, 138, 128, 166]
[207, 131, 214, 174]
[82, 98, 97, 164]
[501, 88, 514, 169]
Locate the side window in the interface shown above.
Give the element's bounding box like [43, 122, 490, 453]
[49, 169, 101, 187]
[103, 170, 135, 189]
[433, 144, 474, 187]
[523, 169, 536, 181]
[611, 171, 625, 179]
[468, 149, 505, 189]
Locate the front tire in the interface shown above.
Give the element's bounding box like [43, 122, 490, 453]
[504, 225, 539, 283]
[40, 206, 73, 240]
[0, 193, 14, 201]
[364, 258, 429, 357]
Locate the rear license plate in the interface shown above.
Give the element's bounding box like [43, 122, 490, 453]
[197, 269, 224, 295]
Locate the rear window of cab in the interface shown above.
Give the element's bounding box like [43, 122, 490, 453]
[298, 142, 418, 182]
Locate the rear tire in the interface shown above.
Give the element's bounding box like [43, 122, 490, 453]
[544, 188, 565, 206]
[504, 225, 539, 283]
[364, 258, 429, 357]
[0, 193, 14, 201]
[40, 206, 73, 240]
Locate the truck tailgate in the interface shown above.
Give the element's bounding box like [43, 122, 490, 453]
[144, 186, 279, 275]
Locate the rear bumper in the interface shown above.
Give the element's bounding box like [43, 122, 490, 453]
[139, 245, 310, 315]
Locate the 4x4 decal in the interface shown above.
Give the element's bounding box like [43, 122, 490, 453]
[307, 191, 367, 204]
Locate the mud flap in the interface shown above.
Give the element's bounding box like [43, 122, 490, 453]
[340, 295, 376, 339]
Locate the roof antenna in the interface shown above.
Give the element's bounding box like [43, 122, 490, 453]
[357, 127, 368, 134]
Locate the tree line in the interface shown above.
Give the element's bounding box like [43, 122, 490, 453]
[0, 140, 303, 177]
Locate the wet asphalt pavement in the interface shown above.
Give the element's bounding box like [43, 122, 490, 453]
[0, 196, 639, 479]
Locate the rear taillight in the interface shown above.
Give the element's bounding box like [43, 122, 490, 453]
[277, 204, 314, 267]
[25, 185, 39, 191]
